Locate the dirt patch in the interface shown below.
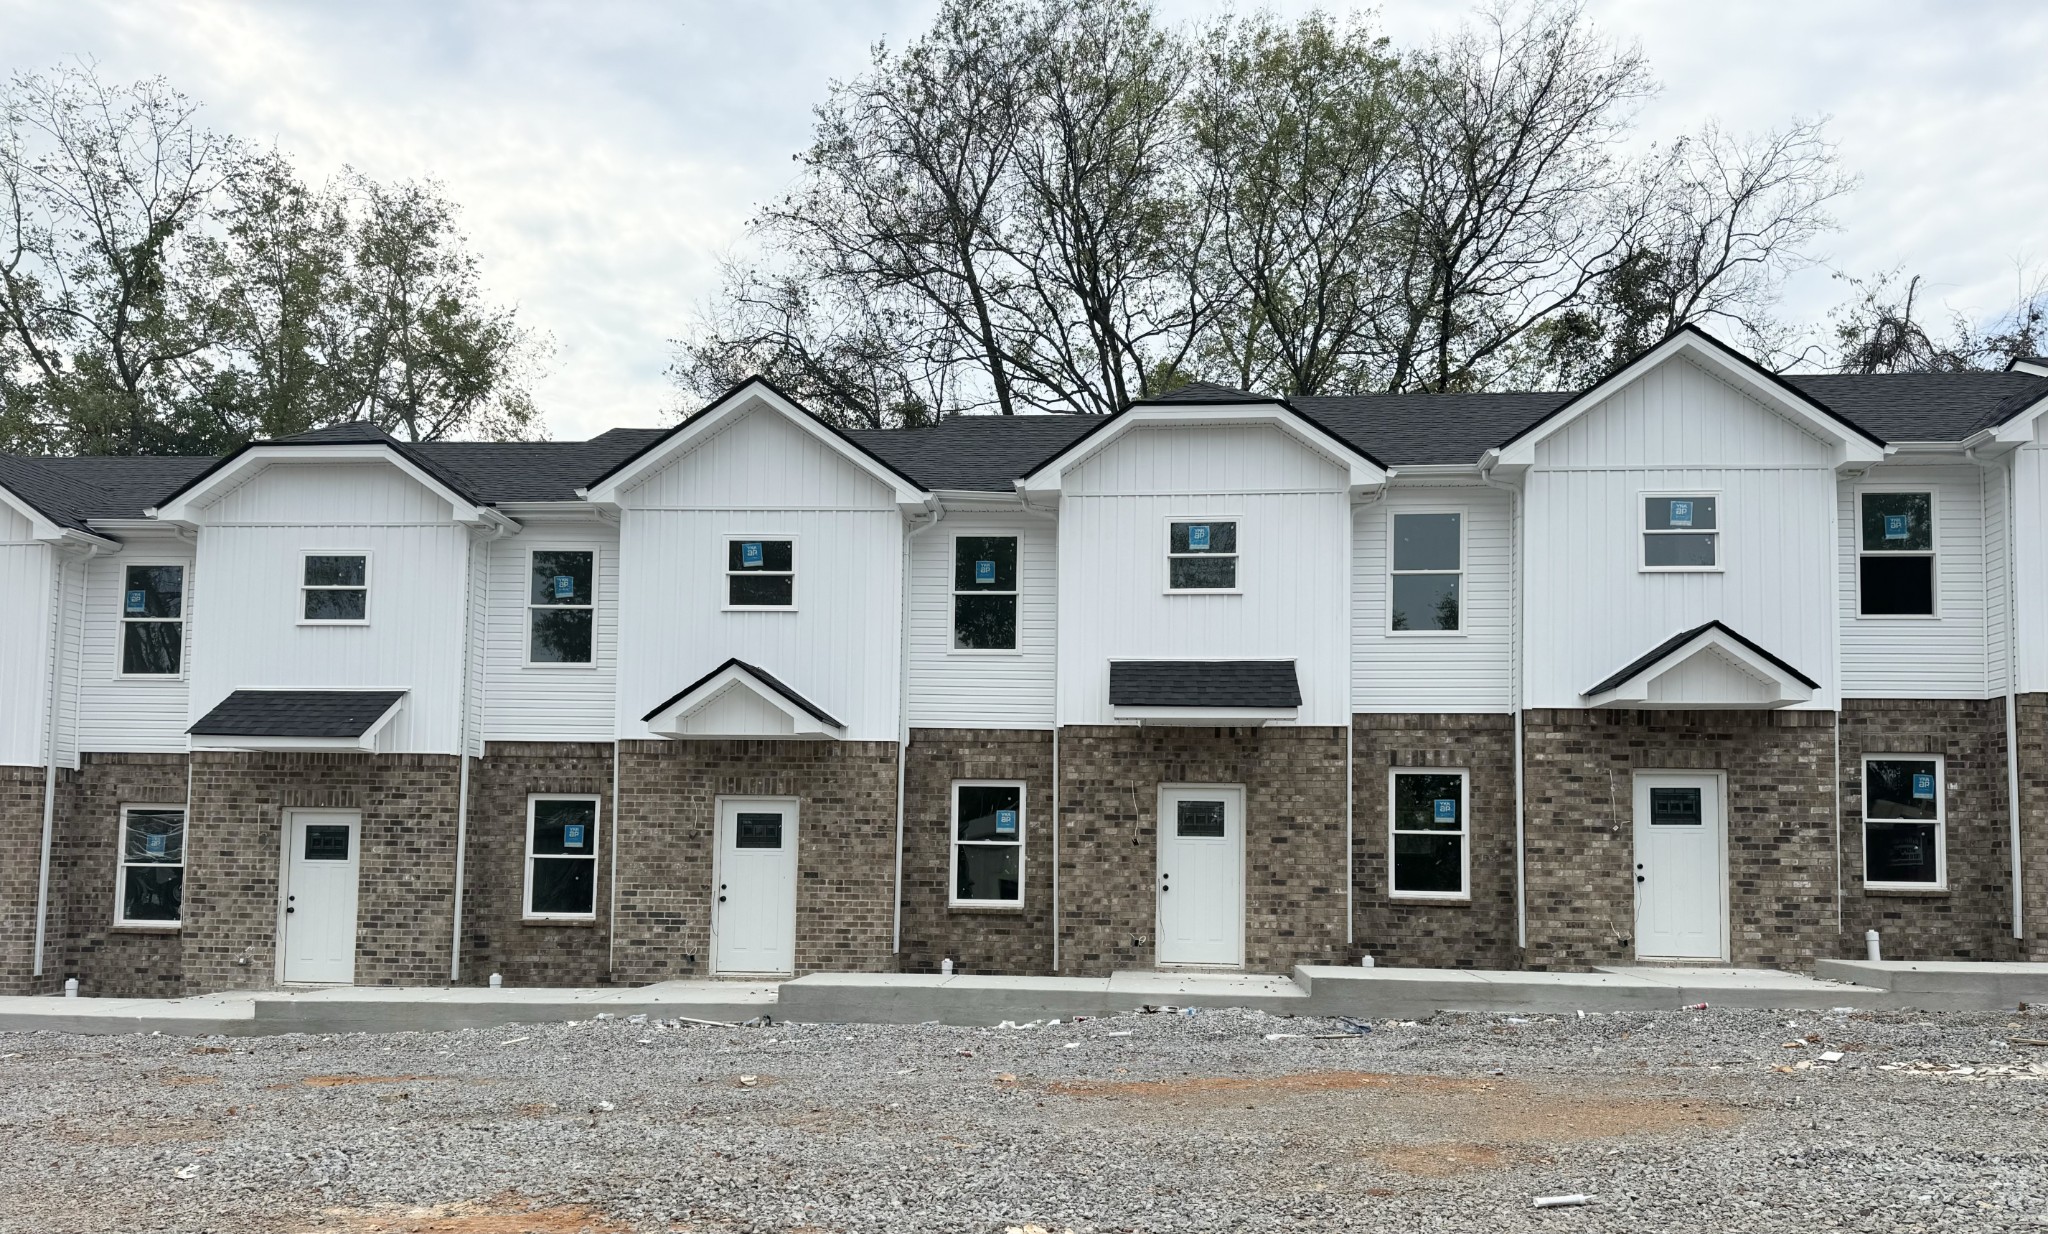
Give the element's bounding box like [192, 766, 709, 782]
[1047, 1070, 1491, 1100]
[272, 1075, 444, 1089]
[311, 1192, 632, 1233]
[1370, 1143, 1512, 1176]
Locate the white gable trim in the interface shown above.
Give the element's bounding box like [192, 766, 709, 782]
[642, 661, 845, 741]
[1491, 329, 1887, 472]
[1016, 403, 1388, 499]
[581, 380, 928, 513]
[1583, 626, 1816, 710]
[149, 444, 508, 529]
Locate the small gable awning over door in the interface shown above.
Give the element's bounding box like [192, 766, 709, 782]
[188, 689, 406, 751]
[1582, 622, 1817, 710]
[1109, 659, 1301, 725]
[642, 659, 845, 740]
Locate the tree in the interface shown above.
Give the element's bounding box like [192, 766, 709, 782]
[1831, 268, 2048, 374]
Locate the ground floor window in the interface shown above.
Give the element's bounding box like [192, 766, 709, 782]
[951, 782, 1023, 906]
[1389, 769, 1467, 899]
[116, 805, 185, 925]
[1862, 755, 1944, 889]
[526, 795, 600, 918]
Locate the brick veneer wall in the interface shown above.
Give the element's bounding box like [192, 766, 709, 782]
[50, 753, 189, 998]
[898, 729, 1055, 975]
[611, 739, 899, 983]
[460, 742, 616, 987]
[1055, 725, 1348, 977]
[182, 751, 460, 992]
[1351, 714, 1518, 969]
[2016, 694, 2048, 962]
[1521, 708, 1836, 971]
[1837, 698, 2018, 961]
[0, 764, 64, 995]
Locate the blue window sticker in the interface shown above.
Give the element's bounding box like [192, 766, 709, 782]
[125, 589, 147, 614]
[994, 809, 1018, 835]
[563, 823, 586, 848]
[1187, 524, 1210, 550]
[974, 559, 996, 585]
[1912, 773, 1935, 800]
[1885, 514, 1909, 541]
[553, 575, 575, 600]
[1669, 499, 1692, 527]
[1433, 798, 1457, 823]
[145, 832, 166, 857]
[740, 541, 764, 568]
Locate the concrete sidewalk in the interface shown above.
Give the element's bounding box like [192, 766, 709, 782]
[2, 960, 2040, 1036]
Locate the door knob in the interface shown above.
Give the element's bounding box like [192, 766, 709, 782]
[286, 906, 295, 913]
[1636, 875, 1645, 883]
[718, 895, 727, 903]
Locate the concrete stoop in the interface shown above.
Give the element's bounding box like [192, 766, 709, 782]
[1813, 960, 2048, 1010]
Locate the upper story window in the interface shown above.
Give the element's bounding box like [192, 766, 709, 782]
[116, 804, 185, 927]
[528, 549, 595, 665]
[1862, 755, 1944, 889]
[727, 538, 795, 609]
[119, 564, 185, 677]
[301, 553, 368, 624]
[1167, 519, 1237, 592]
[1642, 494, 1718, 571]
[953, 535, 1017, 651]
[1858, 491, 1935, 617]
[1390, 512, 1461, 632]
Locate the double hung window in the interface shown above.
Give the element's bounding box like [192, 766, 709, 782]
[302, 553, 369, 623]
[526, 796, 600, 918]
[951, 782, 1023, 906]
[1389, 770, 1468, 898]
[1862, 756, 1944, 889]
[1642, 495, 1718, 570]
[528, 549, 595, 664]
[726, 538, 795, 609]
[952, 536, 1018, 650]
[119, 564, 185, 676]
[1390, 512, 1462, 632]
[116, 805, 185, 926]
[1167, 519, 1237, 591]
[1858, 492, 1935, 616]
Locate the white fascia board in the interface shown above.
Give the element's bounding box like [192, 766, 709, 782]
[149, 444, 499, 527]
[1493, 332, 1887, 472]
[1972, 387, 2048, 448]
[1110, 704, 1300, 726]
[581, 383, 928, 513]
[189, 734, 377, 752]
[1583, 628, 1814, 709]
[643, 664, 844, 740]
[1016, 404, 1387, 497]
[0, 483, 115, 550]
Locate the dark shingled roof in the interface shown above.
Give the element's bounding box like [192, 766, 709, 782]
[641, 657, 844, 729]
[188, 689, 406, 738]
[848, 416, 1096, 492]
[1582, 621, 1818, 698]
[1137, 380, 1277, 405]
[1295, 392, 1569, 466]
[1782, 372, 2048, 441]
[1108, 660, 1302, 709]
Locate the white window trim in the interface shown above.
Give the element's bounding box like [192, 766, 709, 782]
[1639, 490, 1723, 574]
[113, 802, 186, 928]
[524, 793, 602, 920]
[949, 532, 1022, 656]
[1855, 487, 1940, 620]
[1388, 768, 1470, 901]
[723, 535, 798, 612]
[1163, 514, 1242, 596]
[948, 779, 1026, 909]
[1387, 508, 1466, 636]
[298, 549, 372, 626]
[523, 545, 600, 669]
[1861, 754, 1947, 892]
[114, 559, 189, 680]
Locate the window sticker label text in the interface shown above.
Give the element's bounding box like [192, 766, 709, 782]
[563, 823, 586, 848]
[1187, 524, 1210, 550]
[146, 833, 166, 856]
[1885, 514, 1909, 540]
[1912, 773, 1935, 800]
[1433, 798, 1457, 823]
[995, 809, 1017, 835]
[126, 589, 147, 614]
[1669, 499, 1692, 527]
[975, 559, 996, 585]
[740, 541, 764, 568]
[553, 575, 575, 599]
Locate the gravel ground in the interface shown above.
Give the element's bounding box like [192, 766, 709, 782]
[3, 1004, 2046, 1233]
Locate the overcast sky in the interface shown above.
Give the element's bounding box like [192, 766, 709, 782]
[7, 0, 2044, 440]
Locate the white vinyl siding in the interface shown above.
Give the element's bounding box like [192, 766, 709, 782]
[1838, 466, 1987, 698]
[908, 513, 1054, 729]
[78, 545, 194, 754]
[1353, 485, 1513, 712]
[481, 526, 619, 743]
[0, 528, 55, 766]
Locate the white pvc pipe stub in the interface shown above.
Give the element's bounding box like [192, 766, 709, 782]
[1865, 930, 1882, 962]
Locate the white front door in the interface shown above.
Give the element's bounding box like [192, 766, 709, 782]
[282, 810, 360, 984]
[713, 798, 798, 976]
[1632, 773, 1726, 961]
[1156, 785, 1245, 968]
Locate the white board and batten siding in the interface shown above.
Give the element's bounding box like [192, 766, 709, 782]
[1352, 483, 1513, 712]
[907, 511, 1055, 729]
[0, 504, 52, 766]
[2008, 435, 2048, 695]
[479, 519, 620, 744]
[1837, 463, 1989, 698]
[1521, 356, 1840, 710]
[1055, 424, 1352, 726]
[186, 461, 472, 753]
[77, 536, 194, 754]
[611, 407, 904, 741]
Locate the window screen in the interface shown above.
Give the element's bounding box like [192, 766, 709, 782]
[953, 536, 1018, 650]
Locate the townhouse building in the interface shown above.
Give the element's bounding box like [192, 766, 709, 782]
[3, 325, 2047, 996]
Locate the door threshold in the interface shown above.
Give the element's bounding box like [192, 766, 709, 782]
[1629, 957, 1731, 967]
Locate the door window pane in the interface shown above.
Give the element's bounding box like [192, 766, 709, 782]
[736, 813, 784, 848]
[1175, 800, 1226, 838]
[1648, 787, 1702, 825]
[304, 825, 350, 861]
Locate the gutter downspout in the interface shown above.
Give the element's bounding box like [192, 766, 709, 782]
[1478, 454, 1527, 950]
[896, 500, 944, 955]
